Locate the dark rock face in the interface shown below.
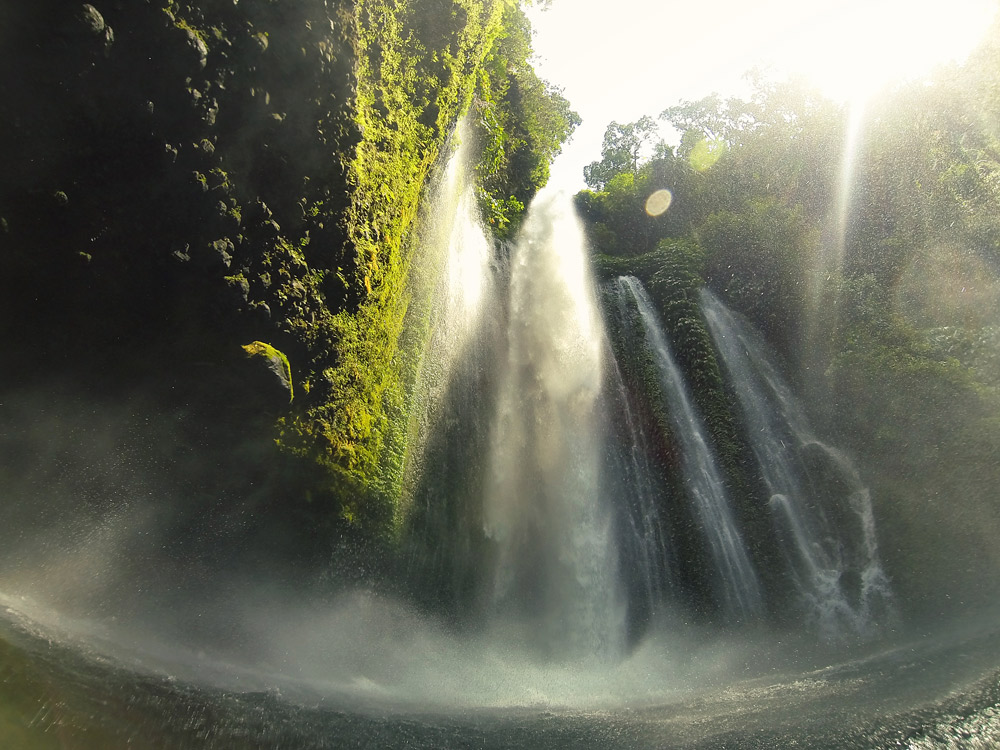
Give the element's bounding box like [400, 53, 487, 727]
[0, 0, 532, 572]
[59, 3, 115, 51]
[0, 0, 363, 564]
[1, 1, 358, 383]
[241, 340, 294, 407]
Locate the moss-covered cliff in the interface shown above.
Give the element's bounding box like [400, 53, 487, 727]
[0, 0, 575, 562]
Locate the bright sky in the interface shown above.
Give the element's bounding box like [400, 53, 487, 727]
[526, 0, 999, 191]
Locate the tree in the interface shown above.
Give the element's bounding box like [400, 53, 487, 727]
[583, 115, 660, 190]
[474, 3, 580, 234]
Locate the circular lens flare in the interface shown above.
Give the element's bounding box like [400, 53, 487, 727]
[645, 189, 673, 217]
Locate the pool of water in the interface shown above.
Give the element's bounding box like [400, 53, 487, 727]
[2, 595, 998, 749]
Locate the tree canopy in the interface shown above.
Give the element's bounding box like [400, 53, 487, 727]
[473, 2, 580, 234]
[583, 115, 660, 190]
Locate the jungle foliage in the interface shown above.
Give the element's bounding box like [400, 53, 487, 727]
[472, 3, 580, 235]
[579, 21, 1000, 613]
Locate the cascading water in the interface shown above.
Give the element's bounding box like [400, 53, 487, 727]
[602, 351, 676, 624]
[404, 148, 630, 653]
[699, 288, 894, 637]
[4, 8, 1000, 742]
[403, 133, 496, 460]
[600, 284, 682, 627]
[3, 153, 1000, 750]
[484, 190, 625, 659]
[402, 132, 507, 617]
[612, 276, 765, 624]
[402, 156, 893, 643]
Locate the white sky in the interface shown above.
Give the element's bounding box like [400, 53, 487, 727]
[526, 0, 999, 191]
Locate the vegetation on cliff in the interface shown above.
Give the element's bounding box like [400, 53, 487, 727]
[579, 22, 1000, 614]
[0, 0, 577, 559]
[471, 3, 580, 235]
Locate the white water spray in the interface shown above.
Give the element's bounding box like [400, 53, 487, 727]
[401, 130, 506, 612]
[700, 288, 893, 637]
[410, 132, 495, 407]
[615, 277, 764, 623]
[602, 284, 677, 618]
[485, 191, 625, 659]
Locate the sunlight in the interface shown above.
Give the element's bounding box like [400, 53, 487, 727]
[644, 189, 673, 217]
[528, 0, 998, 189]
[767, 0, 998, 104]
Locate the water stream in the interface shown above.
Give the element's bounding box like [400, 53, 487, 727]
[602, 348, 676, 624]
[484, 190, 625, 659]
[700, 288, 894, 637]
[611, 276, 765, 624]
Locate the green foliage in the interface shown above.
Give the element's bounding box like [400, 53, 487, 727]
[846, 72, 1000, 292]
[697, 198, 819, 358]
[257, 0, 507, 542]
[471, 3, 580, 236]
[579, 40, 1000, 613]
[661, 79, 844, 218]
[826, 275, 996, 480]
[1, 0, 572, 551]
[640, 242, 749, 497]
[584, 116, 659, 190]
[580, 77, 845, 360]
[575, 157, 701, 258]
[600, 239, 747, 474]
[599, 238, 764, 585]
[815, 27, 1000, 563]
[272, 0, 579, 541]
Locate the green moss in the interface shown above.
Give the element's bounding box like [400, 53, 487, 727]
[0, 0, 570, 554]
[208, 167, 229, 191]
[242, 340, 293, 402]
[261, 0, 516, 542]
[263, 3, 578, 544]
[595, 239, 763, 546]
[166, 9, 209, 47]
[470, 3, 580, 237]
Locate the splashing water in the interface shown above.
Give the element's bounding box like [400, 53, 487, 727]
[603, 352, 677, 619]
[401, 131, 507, 616]
[614, 276, 764, 623]
[600, 282, 679, 624]
[700, 288, 894, 638]
[484, 191, 625, 660]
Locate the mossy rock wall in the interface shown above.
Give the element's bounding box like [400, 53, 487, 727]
[0, 0, 510, 556]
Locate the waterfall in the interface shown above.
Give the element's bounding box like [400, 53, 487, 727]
[402, 133, 506, 618]
[613, 277, 765, 624]
[484, 191, 625, 659]
[404, 150, 895, 647]
[406, 176, 626, 655]
[700, 288, 894, 638]
[601, 286, 677, 626]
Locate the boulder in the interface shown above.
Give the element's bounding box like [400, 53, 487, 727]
[241, 340, 293, 406]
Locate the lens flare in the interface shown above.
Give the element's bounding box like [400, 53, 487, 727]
[689, 137, 728, 172]
[644, 189, 673, 217]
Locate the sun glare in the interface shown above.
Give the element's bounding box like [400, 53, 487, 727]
[528, 0, 999, 190]
[644, 189, 673, 217]
[767, 0, 998, 104]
